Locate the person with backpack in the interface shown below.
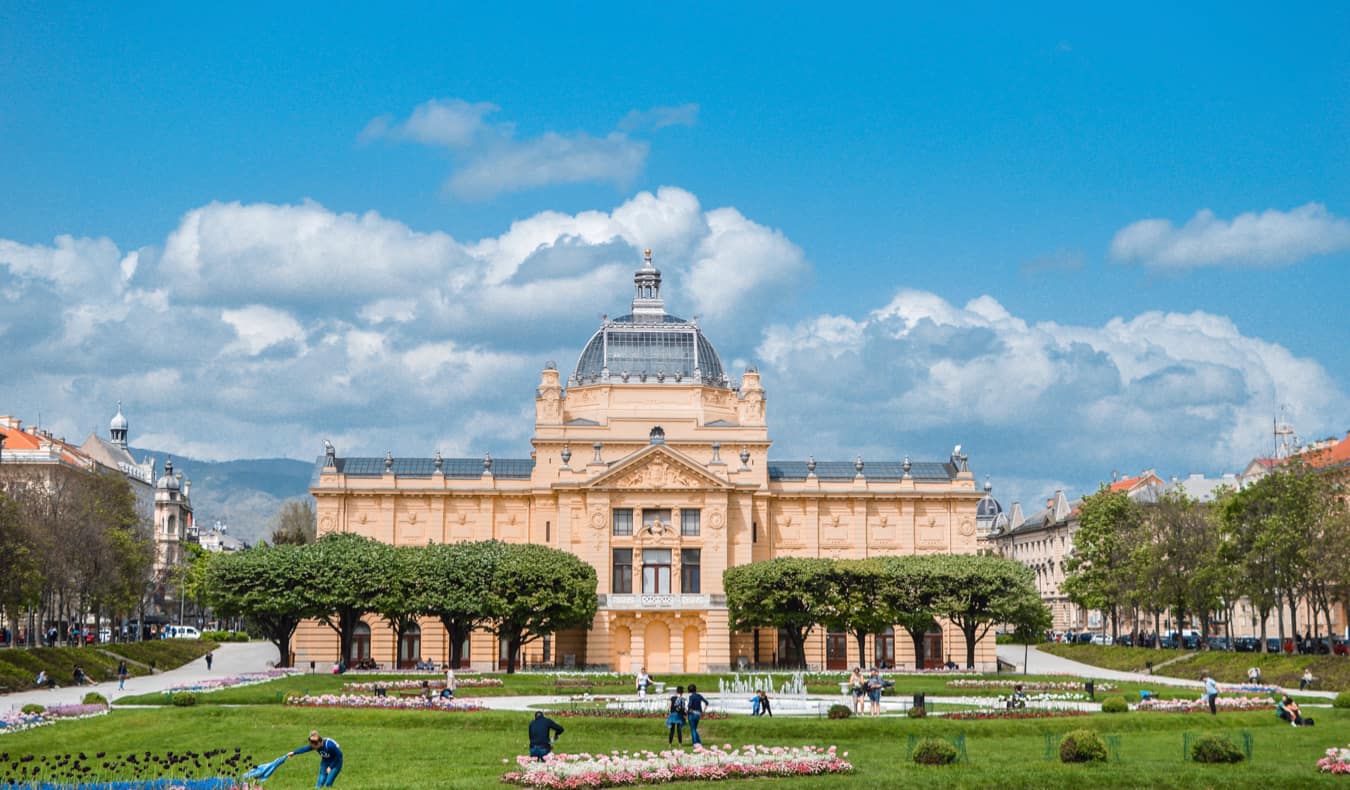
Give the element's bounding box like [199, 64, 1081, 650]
[666, 685, 688, 745]
[686, 684, 709, 746]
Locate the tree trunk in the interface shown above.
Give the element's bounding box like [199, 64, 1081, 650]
[904, 627, 926, 672]
[963, 622, 978, 669]
[787, 628, 809, 669]
[853, 630, 867, 669]
[1258, 607, 1270, 653]
[1153, 611, 1162, 649]
[505, 634, 521, 674]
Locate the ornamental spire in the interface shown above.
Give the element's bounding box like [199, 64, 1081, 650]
[631, 248, 665, 322]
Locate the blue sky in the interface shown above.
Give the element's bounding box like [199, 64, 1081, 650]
[2, 3, 1347, 510]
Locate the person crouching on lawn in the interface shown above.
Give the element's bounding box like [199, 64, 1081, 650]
[289, 730, 343, 787]
[529, 711, 564, 761]
[1278, 695, 1305, 727]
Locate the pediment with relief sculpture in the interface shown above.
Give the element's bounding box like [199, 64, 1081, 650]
[583, 445, 732, 491]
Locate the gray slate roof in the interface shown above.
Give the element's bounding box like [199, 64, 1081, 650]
[767, 460, 955, 482]
[312, 456, 535, 483]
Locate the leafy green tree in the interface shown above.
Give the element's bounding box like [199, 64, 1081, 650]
[817, 559, 893, 665]
[372, 546, 420, 666]
[205, 544, 322, 666]
[877, 555, 948, 670]
[307, 533, 399, 665]
[480, 542, 598, 673]
[1146, 490, 1223, 644]
[933, 554, 1041, 668]
[269, 499, 317, 545]
[409, 541, 501, 668]
[1062, 487, 1142, 640]
[724, 557, 833, 668]
[0, 491, 42, 643]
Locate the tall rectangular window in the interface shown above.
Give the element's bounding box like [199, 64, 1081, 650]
[680, 548, 701, 593]
[642, 548, 672, 594]
[680, 509, 701, 536]
[752, 521, 758, 543]
[612, 548, 633, 594]
[612, 508, 633, 536]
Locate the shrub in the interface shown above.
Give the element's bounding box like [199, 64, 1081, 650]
[171, 691, 197, 707]
[912, 737, 958, 765]
[1334, 691, 1350, 709]
[1191, 733, 1244, 764]
[82, 692, 108, 706]
[1100, 695, 1129, 713]
[907, 704, 928, 719]
[201, 630, 249, 642]
[21, 704, 45, 714]
[827, 704, 852, 719]
[1059, 729, 1108, 763]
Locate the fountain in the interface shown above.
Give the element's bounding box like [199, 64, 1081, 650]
[717, 672, 813, 712]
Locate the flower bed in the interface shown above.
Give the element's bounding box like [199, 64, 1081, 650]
[1318, 744, 1350, 774]
[1135, 695, 1274, 713]
[166, 669, 299, 694]
[284, 693, 487, 712]
[995, 691, 1088, 704]
[342, 677, 503, 692]
[543, 709, 730, 720]
[0, 747, 258, 788]
[948, 679, 1116, 693]
[0, 703, 109, 735]
[945, 709, 1090, 721]
[1223, 683, 1278, 695]
[502, 744, 851, 788]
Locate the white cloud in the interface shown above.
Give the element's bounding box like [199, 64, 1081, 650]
[618, 103, 699, 132]
[362, 98, 696, 200]
[758, 289, 1349, 507]
[446, 132, 648, 200]
[1111, 202, 1350, 269]
[0, 234, 123, 290]
[221, 305, 307, 356]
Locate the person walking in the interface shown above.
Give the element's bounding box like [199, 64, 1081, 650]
[686, 684, 709, 746]
[288, 730, 343, 787]
[1202, 673, 1219, 715]
[117, 660, 129, 690]
[205, 652, 214, 671]
[636, 666, 652, 698]
[528, 711, 564, 761]
[666, 686, 688, 745]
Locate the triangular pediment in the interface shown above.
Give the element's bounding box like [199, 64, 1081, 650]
[585, 444, 733, 491]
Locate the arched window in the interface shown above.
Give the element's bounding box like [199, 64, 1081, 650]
[398, 623, 422, 669]
[350, 622, 371, 663]
[873, 626, 895, 669]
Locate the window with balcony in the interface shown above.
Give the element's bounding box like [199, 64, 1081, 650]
[642, 548, 672, 594]
[612, 508, 633, 536]
[680, 548, 701, 593]
[681, 508, 701, 536]
[612, 548, 633, 594]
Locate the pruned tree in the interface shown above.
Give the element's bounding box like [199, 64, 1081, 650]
[932, 554, 1041, 668]
[724, 557, 833, 669]
[877, 555, 949, 670]
[817, 559, 893, 665]
[205, 543, 322, 666]
[307, 532, 399, 665]
[409, 540, 501, 669]
[480, 542, 598, 673]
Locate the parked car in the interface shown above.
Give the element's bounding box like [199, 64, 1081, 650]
[1114, 634, 1134, 647]
[1334, 639, 1350, 656]
[1076, 632, 1094, 645]
[1091, 633, 1112, 646]
[162, 625, 201, 640]
[1234, 637, 1259, 652]
[1207, 636, 1229, 651]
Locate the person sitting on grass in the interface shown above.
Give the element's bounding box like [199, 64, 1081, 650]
[1300, 668, 1314, 690]
[72, 665, 88, 686]
[1277, 695, 1305, 727]
[1247, 666, 1262, 684]
[35, 670, 50, 689]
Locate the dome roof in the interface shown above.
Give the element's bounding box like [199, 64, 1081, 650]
[569, 250, 730, 388]
[110, 402, 128, 432]
[157, 459, 181, 491]
[976, 496, 1003, 518]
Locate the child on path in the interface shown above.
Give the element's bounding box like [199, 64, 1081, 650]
[288, 730, 343, 787]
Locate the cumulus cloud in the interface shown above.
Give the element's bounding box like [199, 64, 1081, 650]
[1111, 203, 1350, 269]
[362, 98, 695, 199]
[758, 290, 1349, 507]
[0, 187, 810, 464]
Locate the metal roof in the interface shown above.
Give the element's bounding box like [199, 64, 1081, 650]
[313, 456, 535, 482]
[767, 460, 955, 482]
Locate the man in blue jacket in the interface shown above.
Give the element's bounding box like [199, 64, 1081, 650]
[289, 730, 343, 787]
[528, 711, 564, 760]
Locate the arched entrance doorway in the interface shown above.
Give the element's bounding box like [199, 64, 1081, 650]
[644, 621, 670, 673]
[873, 626, 894, 669]
[825, 631, 848, 670]
[612, 626, 632, 673]
[683, 625, 701, 672]
[349, 622, 371, 665]
[398, 623, 422, 669]
[923, 626, 943, 670]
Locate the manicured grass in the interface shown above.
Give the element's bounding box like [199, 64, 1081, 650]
[1041, 643, 1350, 692]
[0, 641, 216, 693]
[3, 702, 1348, 788]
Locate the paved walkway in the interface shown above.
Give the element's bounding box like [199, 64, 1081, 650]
[997, 643, 1336, 700]
[2, 641, 279, 712]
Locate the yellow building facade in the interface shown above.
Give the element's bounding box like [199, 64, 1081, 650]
[301, 252, 993, 672]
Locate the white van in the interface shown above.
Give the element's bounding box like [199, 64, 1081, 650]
[162, 625, 202, 640]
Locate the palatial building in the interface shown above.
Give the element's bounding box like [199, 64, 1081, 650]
[303, 252, 992, 672]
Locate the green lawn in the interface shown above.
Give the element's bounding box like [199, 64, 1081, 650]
[1041, 643, 1350, 692]
[0, 640, 216, 693]
[3, 702, 1348, 788]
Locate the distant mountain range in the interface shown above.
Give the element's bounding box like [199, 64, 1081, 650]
[131, 447, 315, 546]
